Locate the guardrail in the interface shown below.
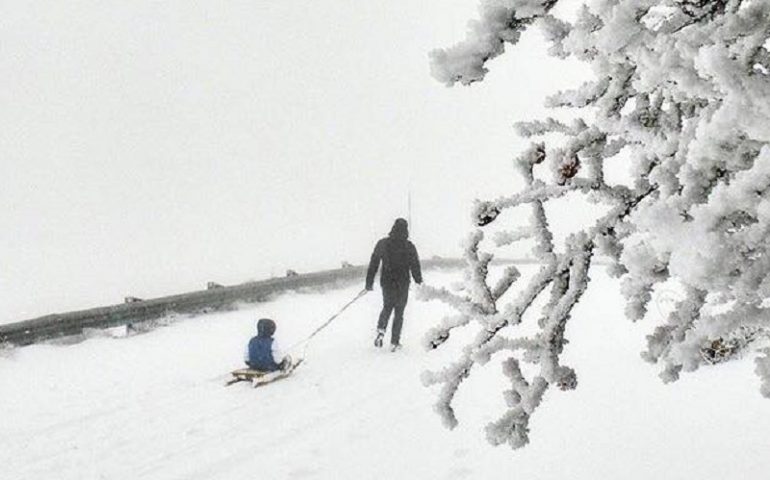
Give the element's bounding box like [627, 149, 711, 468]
[0, 258, 467, 347]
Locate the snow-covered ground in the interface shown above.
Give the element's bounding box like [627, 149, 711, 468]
[2, 267, 769, 480]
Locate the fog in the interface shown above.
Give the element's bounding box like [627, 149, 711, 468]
[1, 0, 589, 322]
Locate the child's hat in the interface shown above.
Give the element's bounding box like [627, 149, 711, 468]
[257, 318, 276, 337]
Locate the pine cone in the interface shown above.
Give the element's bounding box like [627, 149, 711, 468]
[474, 201, 501, 226]
[558, 155, 580, 182]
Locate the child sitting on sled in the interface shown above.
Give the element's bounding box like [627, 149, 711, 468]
[244, 318, 291, 372]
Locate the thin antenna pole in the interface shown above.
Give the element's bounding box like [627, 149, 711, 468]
[408, 188, 412, 229]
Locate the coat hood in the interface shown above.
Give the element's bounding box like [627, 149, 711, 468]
[257, 318, 276, 338]
[389, 218, 409, 240]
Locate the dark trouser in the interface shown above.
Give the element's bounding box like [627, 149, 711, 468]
[378, 281, 409, 345]
[246, 357, 289, 372]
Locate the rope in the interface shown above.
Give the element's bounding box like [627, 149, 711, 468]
[284, 288, 368, 357]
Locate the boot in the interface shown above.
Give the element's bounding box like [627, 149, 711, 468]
[374, 329, 385, 348]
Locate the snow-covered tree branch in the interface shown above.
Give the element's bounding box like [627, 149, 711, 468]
[421, 0, 770, 449]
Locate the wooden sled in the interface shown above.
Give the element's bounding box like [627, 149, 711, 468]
[225, 359, 303, 387]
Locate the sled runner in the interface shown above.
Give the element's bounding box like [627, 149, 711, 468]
[225, 358, 303, 387]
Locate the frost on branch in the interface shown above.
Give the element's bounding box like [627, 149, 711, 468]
[424, 0, 770, 449]
[756, 348, 770, 398]
[430, 0, 559, 86]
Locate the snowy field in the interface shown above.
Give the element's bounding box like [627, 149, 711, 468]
[2, 267, 769, 480]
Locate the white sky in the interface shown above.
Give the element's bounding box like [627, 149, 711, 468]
[1, 0, 589, 322]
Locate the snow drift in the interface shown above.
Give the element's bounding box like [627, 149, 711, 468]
[1, 268, 769, 480]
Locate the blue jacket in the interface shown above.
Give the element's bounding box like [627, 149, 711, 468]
[247, 336, 281, 372]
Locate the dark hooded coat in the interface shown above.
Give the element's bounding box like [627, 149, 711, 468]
[247, 318, 281, 371]
[366, 218, 422, 290]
